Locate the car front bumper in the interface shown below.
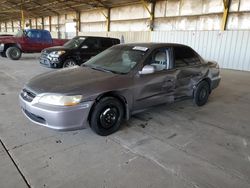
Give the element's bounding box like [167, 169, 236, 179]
[0, 44, 4, 52]
[19, 94, 94, 131]
[39, 57, 62, 68]
[211, 76, 221, 90]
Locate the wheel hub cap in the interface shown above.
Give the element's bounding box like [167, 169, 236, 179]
[100, 107, 118, 129]
[12, 50, 19, 58]
[199, 89, 207, 100]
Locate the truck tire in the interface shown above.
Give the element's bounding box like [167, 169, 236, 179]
[6, 47, 22, 60]
[0, 52, 7, 58]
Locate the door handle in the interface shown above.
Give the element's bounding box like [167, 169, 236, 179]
[166, 79, 174, 82]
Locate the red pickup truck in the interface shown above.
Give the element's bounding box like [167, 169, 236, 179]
[0, 29, 68, 60]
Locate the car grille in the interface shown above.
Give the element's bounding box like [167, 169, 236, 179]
[41, 51, 49, 59]
[23, 109, 46, 124]
[21, 89, 36, 102]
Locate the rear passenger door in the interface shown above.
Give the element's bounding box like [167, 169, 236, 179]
[173, 46, 203, 98]
[133, 47, 176, 110]
[100, 38, 114, 52]
[79, 38, 101, 64]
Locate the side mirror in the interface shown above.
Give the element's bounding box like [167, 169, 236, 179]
[139, 65, 155, 75]
[81, 45, 88, 49]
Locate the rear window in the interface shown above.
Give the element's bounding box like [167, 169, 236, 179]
[174, 46, 201, 68]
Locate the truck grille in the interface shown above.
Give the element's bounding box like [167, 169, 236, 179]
[21, 89, 36, 102]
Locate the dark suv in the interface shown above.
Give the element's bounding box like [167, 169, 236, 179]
[40, 36, 120, 68]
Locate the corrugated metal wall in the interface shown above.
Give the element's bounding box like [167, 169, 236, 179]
[1, 30, 249, 71]
[152, 31, 250, 71]
[76, 30, 250, 71]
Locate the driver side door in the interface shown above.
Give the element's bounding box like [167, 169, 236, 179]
[133, 47, 177, 111]
[25, 30, 44, 52]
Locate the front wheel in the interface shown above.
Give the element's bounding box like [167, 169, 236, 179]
[193, 81, 210, 106]
[6, 47, 22, 60]
[63, 59, 77, 68]
[90, 97, 124, 136]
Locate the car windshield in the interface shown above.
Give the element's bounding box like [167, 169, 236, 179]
[83, 46, 147, 74]
[64, 37, 85, 49]
[15, 30, 25, 37]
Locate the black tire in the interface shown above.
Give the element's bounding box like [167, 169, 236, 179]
[193, 81, 210, 106]
[63, 59, 77, 68]
[6, 47, 22, 60]
[0, 52, 7, 58]
[90, 97, 124, 136]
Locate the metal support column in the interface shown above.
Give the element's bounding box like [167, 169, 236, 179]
[35, 18, 38, 29]
[221, 0, 231, 31]
[141, 0, 156, 31]
[106, 8, 111, 32]
[20, 0, 25, 29]
[21, 10, 25, 29]
[41, 17, 44, 30]
[57, 14, 60, 38]
[11, 21, 14, 32]
[29, 19, 32, 29]
[101, 8, 111, 32]
[49, 16, 52, 32]
[76, 11, 81, 36]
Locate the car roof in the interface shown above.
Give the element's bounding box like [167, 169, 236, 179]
[24, 29, 48, 32]
[117, 43, 189, 49]
[76, 36, 119, 40]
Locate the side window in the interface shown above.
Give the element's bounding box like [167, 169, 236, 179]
[174, 46, 201, 68]
[84, 38, 99, 49]
[27, 31, 36, 39]
[147, 48, 171, 71]
[100, 39, 113, 48]
[42, 31, 52, 43]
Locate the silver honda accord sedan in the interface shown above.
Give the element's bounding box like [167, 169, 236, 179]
[19, 43, 221, 136]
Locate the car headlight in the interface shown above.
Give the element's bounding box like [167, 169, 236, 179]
[38, 94, 82, 106]
[0, 43, 4, 47]
[49, 51, 65, 58]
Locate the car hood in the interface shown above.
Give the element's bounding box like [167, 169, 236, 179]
[25, 66, 130, 97]
[42, 46, 69, 53]
[0, 36, 16, 43]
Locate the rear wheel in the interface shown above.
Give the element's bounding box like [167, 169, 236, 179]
[90, 97, 124, 136]
[63, 59, 77, 68]
[6, 47, 22, 60]
[193, 81, 210, 106]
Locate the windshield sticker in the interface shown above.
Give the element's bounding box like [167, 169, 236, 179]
[132, 46, 148, 52]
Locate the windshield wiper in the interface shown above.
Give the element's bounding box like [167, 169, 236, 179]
[83, 65, 125, 74]
[90, 66, 113, 73]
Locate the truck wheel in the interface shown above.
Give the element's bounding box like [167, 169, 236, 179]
[63, 59, 77, 68]
[90, 97, 124, 136]
[6, 47, 22, 60]
[0, 52, 7, 58]
[193, 81, 210, 106]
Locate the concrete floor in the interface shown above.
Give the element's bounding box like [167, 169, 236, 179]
[0, 54, 250, 188]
